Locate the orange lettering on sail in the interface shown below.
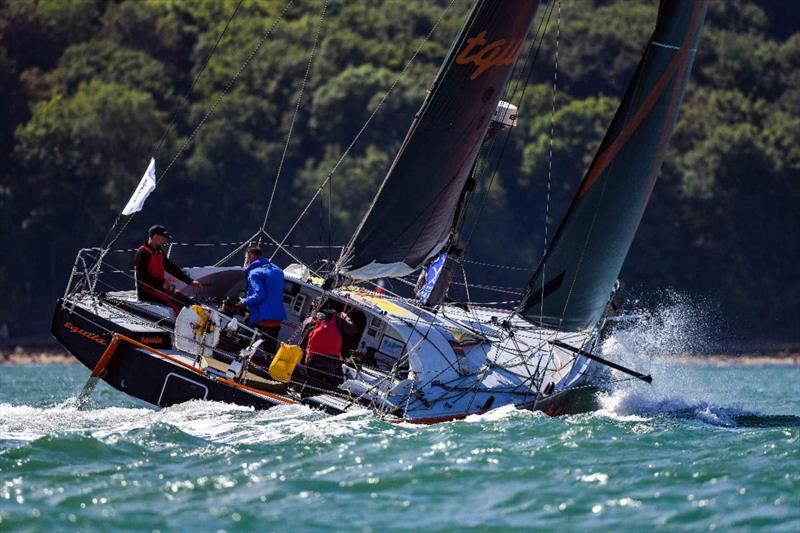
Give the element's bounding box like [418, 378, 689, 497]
[456, 31, 524, 80]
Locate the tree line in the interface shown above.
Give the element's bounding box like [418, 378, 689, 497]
[0, 0, 797, 342]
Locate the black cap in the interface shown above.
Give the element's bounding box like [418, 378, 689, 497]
[148, 225, 172, 239]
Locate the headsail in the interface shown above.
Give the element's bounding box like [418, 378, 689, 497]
[520, 0, 709, 331]
[338, 0, 541, 280]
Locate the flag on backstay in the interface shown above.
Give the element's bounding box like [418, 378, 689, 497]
[121, 158, 157, 215]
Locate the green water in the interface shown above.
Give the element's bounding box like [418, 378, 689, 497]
[1, 363, 798, 532]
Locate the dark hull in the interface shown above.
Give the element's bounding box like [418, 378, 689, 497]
[52, 299, 295, 410]
[52, 298, 171, 370]
[94, 344, 293, 410]
[532, 386, 601, 417]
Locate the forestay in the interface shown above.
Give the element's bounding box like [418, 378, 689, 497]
[520, 0, 709, 331]
[338, 0, 541, 280]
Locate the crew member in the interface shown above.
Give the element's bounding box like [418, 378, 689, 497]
[134, 225, 201, 312]
[240, 246, 286, 357]
[302, 305, 357, 390]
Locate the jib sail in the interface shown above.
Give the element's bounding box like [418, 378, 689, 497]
[520, 0, 709, 331]
[338, 0, 541, 280]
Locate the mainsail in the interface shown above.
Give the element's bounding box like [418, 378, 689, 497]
[520, 0, 709, 331]
[338, 0, 541, 280]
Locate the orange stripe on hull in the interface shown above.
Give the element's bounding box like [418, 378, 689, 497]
[100, 334, 296, 405]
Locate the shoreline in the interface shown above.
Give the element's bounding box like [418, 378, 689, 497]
[670, 353, 800, 366]
[2, 346, 799, 366]
[1, 347, 77, 365]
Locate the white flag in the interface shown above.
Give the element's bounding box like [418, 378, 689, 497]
[121, 158, 156, 215]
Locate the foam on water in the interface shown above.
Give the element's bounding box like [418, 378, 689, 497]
[463, 404, 533, 423]
[594, 292, 799, 428]
[1, 362, 798, 530]
[0, 403, 156, 443]
[0, 398, 379, 448]
[596, 391, 754, 426]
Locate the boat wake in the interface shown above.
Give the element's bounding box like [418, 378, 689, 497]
[592, 293, 800, 428]
[595, 390, 800, 427]
[0, 399, 377, 448]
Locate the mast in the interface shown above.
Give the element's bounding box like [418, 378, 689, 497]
[519, 0, 710, 331]
[334, 1, 541, 282]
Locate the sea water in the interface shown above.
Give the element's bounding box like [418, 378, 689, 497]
[2, 294, 800, 533]
[1, 362, 798, 532]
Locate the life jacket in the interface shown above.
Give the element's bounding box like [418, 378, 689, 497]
[137, 244, 166, 299]
[306, 313, 342, 363]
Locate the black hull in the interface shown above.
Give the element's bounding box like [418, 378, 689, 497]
[52, 299, 294, 410]
[531, 386, 601, 417]
[91, 344, 290, 409]
[52, 298, 171, 371]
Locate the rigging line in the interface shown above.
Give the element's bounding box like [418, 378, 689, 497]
[261, 230, 322, 277]
[452, 147, 491, 238]
[106, 0, 296, 250]
[152, 0, 247, 160]
[390, 312, 467, 392]
[317, 190, 326, 266]
[460, 261, 471, 305]
[457, 299, 517, 306]
[460, 258, 536, 271]
[449, 281, 525, 296]
[461, 0, 557, 252]
[455, 1, 553, 244]
[328, 165, 333, 263]
[259, 0, 329, 239]
[213, 230, 261, 267]
[541, 0, 561, 319]
[100, 0, 247, 250]
[555, 4, 685, 328]
[85, 278, 256, 355]
[274, 0, 459, 263]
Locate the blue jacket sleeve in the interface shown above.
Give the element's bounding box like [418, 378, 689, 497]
[242, 271, 267, 306]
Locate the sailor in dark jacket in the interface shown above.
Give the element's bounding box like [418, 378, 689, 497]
[134, 225, 201, 312]
[240, 246, 287, 356]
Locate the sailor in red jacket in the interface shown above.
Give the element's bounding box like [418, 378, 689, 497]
[301, 305, 357, 390]
[134, 225, 201, 313]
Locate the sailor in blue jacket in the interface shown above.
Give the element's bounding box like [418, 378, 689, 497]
[240, 246, 287, 356]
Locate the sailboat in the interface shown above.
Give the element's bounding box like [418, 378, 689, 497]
[51, 0, 709, 423]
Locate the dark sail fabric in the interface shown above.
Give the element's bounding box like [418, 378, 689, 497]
[339, 0, 541, 280]
[520, 0, 709, 331]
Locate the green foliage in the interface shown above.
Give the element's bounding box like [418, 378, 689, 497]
[695, 29, 780, 98]
[521, 95, 617, 187]
[310, 63, 424, 146]
[538, 0, 657, 97]
[0, 0, 103, 70]
[101, 0, 199, 82]
[0, 0, 798, 339]
[15, 81, 164, 230]
[297, 144, 391, 241]
[58, 40, 173, 103]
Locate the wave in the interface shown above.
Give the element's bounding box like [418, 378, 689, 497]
[0, 399, 380, 447]
[595, 389, 800, 428]
[590, 294, 800, 428]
